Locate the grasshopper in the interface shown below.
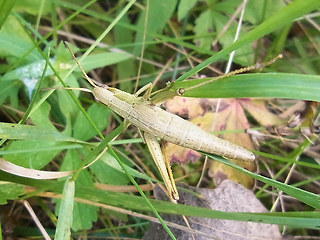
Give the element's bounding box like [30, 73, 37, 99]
[66, 44, 255, 203]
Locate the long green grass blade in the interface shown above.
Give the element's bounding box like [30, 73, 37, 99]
[1, 171, 319, 230]
[54, 178, 75, 240]
[171, 73, 320, 101]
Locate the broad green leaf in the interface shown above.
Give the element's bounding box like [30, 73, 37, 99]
[77, 52, 132, 72]
[0, 0, 16, 30]
[55, 42, 74, 63]
[145, 0, 177, 34]
[0, 80, 20, 106]
[14, 0, 52, 15]
[3, 140, 63, 169]
[89, 150, 155, 185]
[56, 75, 80, 124]
[244, 0, 286, 25]
[89, 158, 130, 186]
[2, 59, 54, 82]
[212, 11, 253, 63]
[30, 101, 56, 130]
[0, 15, 32, 46]
[177, 0, 197, 21]
[0, 15, 41, 63]
[0, 102, 84, 170]
[194, 9, 214, 50]
[0, 100, 75, 142]
[0, 32, 41, 63]
[73, 103, 110, 141]
[0, 101, 84, 169]
[2, 59, 54, 98]
[0, 183, 24, 205]
[193, 0, 252, 62]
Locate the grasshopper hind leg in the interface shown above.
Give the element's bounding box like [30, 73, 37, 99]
[143, 132, 179, 203]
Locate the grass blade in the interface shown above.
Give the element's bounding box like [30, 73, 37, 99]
[54, 178, 75, 240]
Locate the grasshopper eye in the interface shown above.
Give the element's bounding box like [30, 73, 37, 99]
[177, 88, 185, 95]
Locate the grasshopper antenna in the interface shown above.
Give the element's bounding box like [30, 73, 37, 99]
[184, 54, 283, 91]
[64, 41, 97, 88]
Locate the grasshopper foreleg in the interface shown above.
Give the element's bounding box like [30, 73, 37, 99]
[135, 83, 153, 99]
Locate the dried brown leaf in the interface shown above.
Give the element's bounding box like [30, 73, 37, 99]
[163, 96, 205, 118]
[0, 158, 72, 179]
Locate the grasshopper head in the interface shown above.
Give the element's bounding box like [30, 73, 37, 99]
[92, 87, 114, 107]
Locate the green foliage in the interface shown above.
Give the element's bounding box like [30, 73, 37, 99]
[14, 0, 52, 15]
[177, 0, 320, 81]
[115, 14, 135, 92]
[0, 0, 319, 239]
[171, 73, 320, 101]
[79, 52, 133, 72]
[0, 0, 16, 30]
[0, 183, 24, 205]
[177, 0, 197, 21]
[54, 178, 75, 240]
[54, 150, 98, 231]
[73, 103, 110, 141]
[134, 0, 177, 55]
[0, 15, 41, 62]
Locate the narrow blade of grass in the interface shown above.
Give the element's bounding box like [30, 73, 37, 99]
[54, 178, 75, 240]
[172, 73, 320, 101]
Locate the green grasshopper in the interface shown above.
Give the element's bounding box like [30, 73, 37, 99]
[66, 43, 256, 203]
